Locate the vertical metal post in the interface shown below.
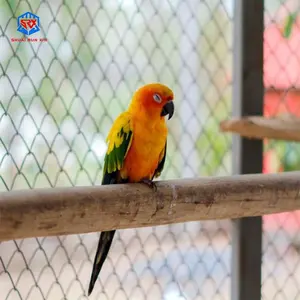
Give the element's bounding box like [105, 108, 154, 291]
[231, 1, 264, 300]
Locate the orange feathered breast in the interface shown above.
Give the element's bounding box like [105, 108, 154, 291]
[120, 113, 168, 182]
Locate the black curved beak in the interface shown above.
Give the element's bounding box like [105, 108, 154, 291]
[161, 101, 174, 120]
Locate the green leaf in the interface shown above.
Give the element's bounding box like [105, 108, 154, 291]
[283, 12, 297, 39]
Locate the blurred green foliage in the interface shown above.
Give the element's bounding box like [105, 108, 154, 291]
[266, 141, 300, 172]
[196, 97, 231, 176]
[283, 11, 298, 38]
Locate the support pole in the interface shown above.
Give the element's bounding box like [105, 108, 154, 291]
[231, 1, 264, 300]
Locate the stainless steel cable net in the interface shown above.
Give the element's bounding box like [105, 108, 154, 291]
[1, 0, 236, 299]
[263, 1, 300, 299]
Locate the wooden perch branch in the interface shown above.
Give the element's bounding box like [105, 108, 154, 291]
[220, 116, 300, 141]
[1, 172, 300, 241]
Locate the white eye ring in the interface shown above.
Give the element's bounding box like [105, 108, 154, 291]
[153, 93, 162, 103]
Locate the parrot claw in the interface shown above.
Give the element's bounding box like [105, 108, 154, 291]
[140, 178, 157, 192]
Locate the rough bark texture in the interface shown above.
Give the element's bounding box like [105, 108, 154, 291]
[1, 172, 300, 241]
[220, 116, 300, 141]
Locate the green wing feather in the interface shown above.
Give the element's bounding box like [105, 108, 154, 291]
[88, 113, 133, 295]
[103, 112, 133, 176]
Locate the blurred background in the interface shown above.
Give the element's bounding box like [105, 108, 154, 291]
[0, 0, 300, 299]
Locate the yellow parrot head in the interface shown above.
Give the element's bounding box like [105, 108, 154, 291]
[131, 83, 175, 120]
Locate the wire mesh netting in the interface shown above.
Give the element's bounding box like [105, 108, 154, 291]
[0, 0, 233, 299]
[263, 0, 300, 300]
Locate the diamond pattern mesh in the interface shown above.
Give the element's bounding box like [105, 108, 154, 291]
[263, 1, 300, 299]
[0, 0, 233, 299]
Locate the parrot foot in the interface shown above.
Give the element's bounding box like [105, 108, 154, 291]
[140, 178, 157, 192]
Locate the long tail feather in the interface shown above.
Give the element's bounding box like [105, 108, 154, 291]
[88, 230, 116, 296]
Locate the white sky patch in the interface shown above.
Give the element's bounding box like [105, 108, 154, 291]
[91, 137, 107, 158]
[164, 290, 187, 300]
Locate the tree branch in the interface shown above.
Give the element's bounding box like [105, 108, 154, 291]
[1, 172, 300, 241]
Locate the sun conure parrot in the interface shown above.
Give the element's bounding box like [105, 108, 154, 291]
[87, 83, 174, 295]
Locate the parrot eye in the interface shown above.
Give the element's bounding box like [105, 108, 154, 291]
[153, 93, 162, 103]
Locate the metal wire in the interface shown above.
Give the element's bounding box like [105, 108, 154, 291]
[263, 1, 300, 299]
[0, 1, 233, 299]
